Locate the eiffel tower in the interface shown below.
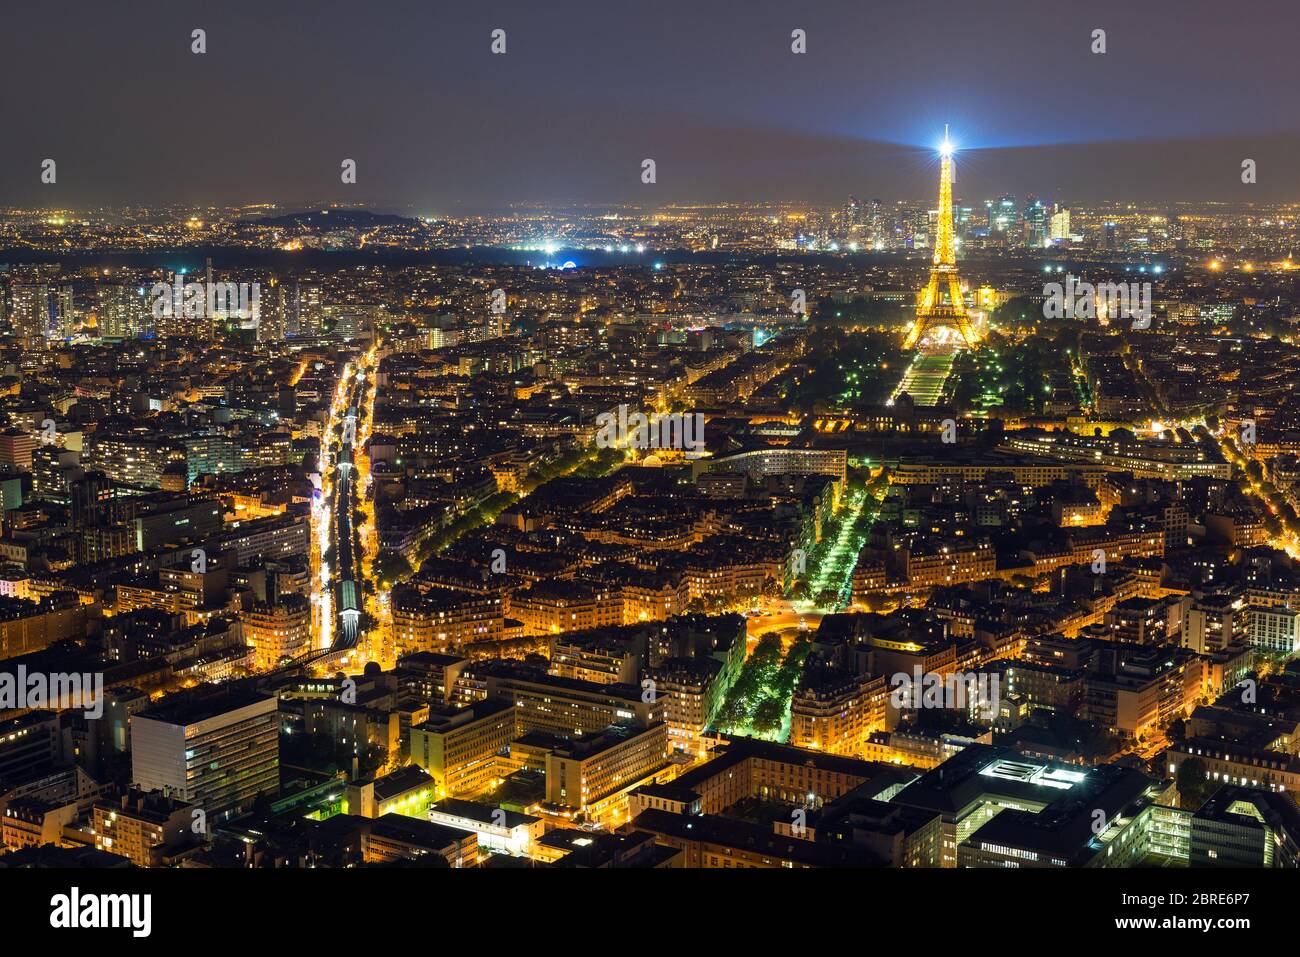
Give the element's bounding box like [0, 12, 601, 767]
[902, 127, 981, 350]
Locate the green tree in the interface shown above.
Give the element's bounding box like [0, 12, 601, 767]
[752, 699, 785, 735]
[1166, 718, 1186, 744]
[1176, 757, 1216, 809]
[372, 550, 413, 585]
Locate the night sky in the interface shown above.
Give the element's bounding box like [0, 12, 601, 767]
[2, 0, 1298, 210]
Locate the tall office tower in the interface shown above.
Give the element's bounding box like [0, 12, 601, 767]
[1050, 208, 1072, 242]
[903, 129, 981, 351]
[885, 206, 907, 247]
[955, 202, 974, 243]
[867, 198, 885, 246]
[989, 194, 1020, 240]
[1023, 196, 1047, 248]
[131, 689, 280, 823]
[95, 284, 147, 339]
[1104, 221, 1118, 250]
[908, 206, 929, 247]
[842, 195, 863, 234]
[291, 282, 324, 337]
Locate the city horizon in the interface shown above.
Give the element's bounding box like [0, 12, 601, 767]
[10, 131, 1300, 208]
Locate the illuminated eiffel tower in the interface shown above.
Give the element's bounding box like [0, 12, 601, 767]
[902, 127, 981, 350]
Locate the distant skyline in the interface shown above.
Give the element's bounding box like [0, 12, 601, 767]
[2, 0, 1298, 208]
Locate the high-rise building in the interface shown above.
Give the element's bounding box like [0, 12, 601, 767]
[955, 202, 974, 244]
[1104, 221, 1118, 250]
[842, 195, 863, 234]
[257, 279, 286, 341]
[985, 195, 1019, 240]
[1050, 207, 1071, 242]
[1023, 197, 1047, 248]
[95, 284, 148, 339]
[291, 282, 324, 337]
[131, 689, 280, 823]
[9, 283, 73, 343]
